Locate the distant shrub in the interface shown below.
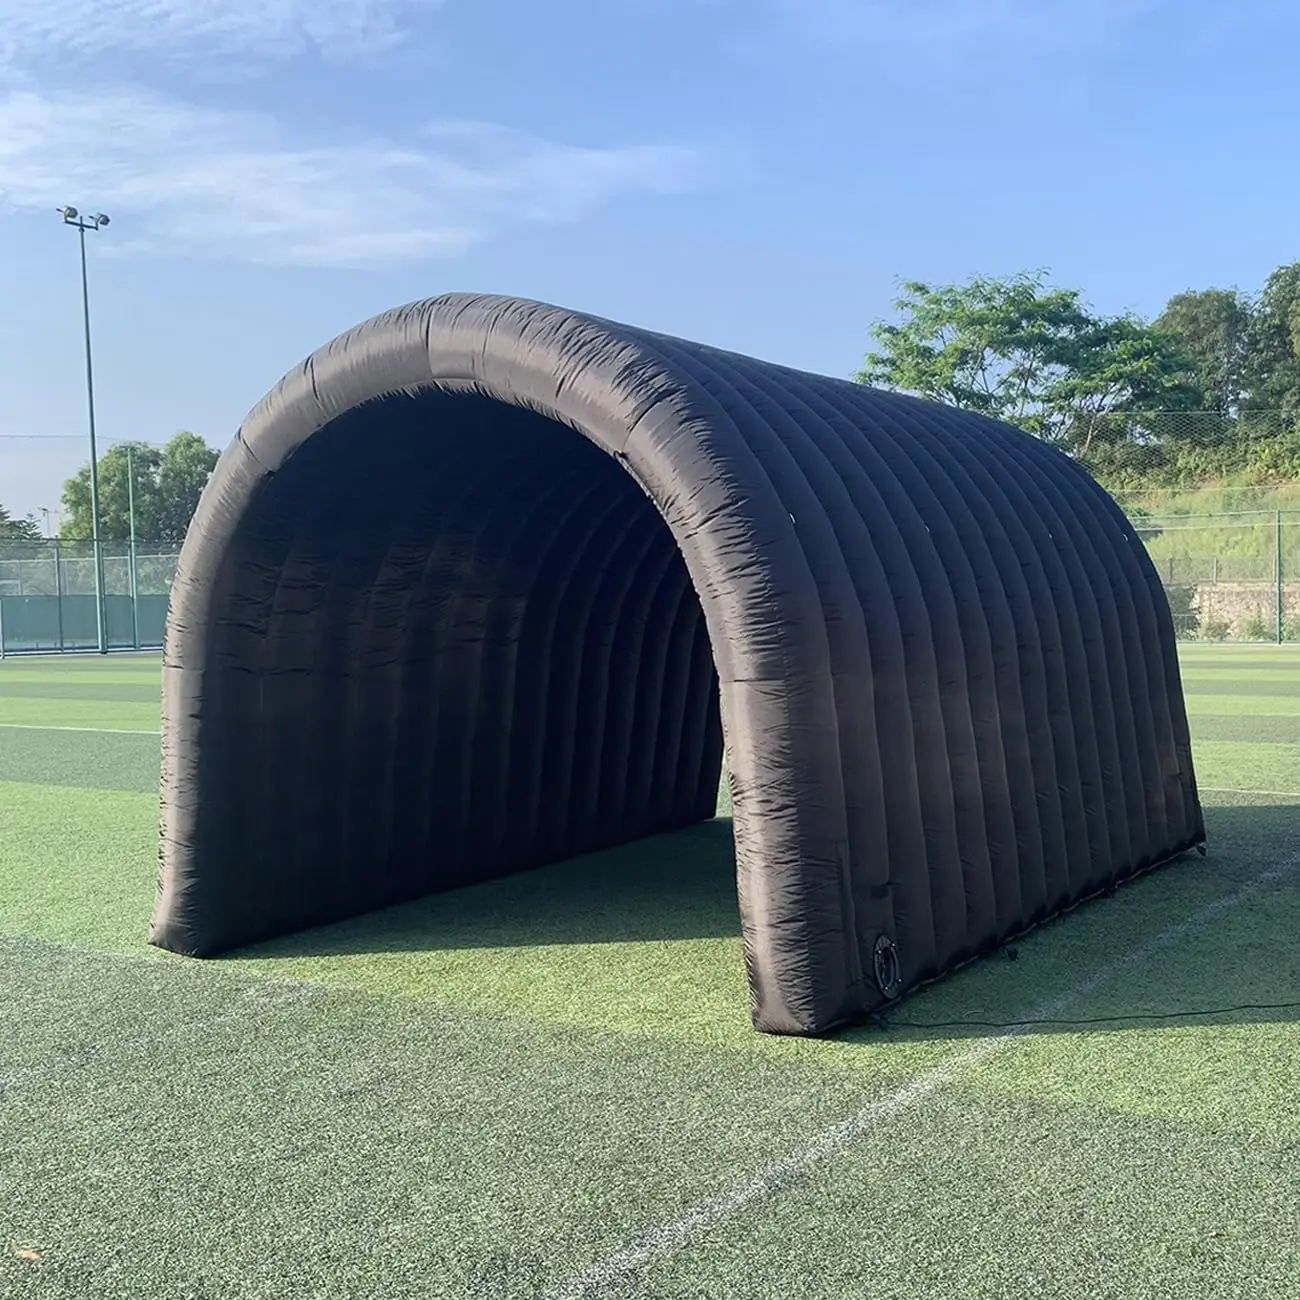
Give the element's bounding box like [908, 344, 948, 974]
[1242, 609, 1274, 641]
[1201, 618, 1232, 641]
[1164, 584, 1200, 639]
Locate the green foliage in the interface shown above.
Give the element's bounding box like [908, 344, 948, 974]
[1155, 288, 1254, 416]
[860, 265, 1300, 496]
[1242, 610, 1275, 642]
[1244, 261, 1300, 418]
[61, 441, 162, 542]
[0, 504, 41, 541]
[60, 431, 218, 542]
[1129, 505, 1300, 608]
[858, 273, 1199, 456]
[1163, 584, 1200, 639]
[154, 431, 220, 541]
[1201, 617, 1232, 641]
[858, 271, 1090, 421]
[1115, 481, 1300, 517]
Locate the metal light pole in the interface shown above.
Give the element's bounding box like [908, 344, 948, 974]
[59, 206, 111, 654]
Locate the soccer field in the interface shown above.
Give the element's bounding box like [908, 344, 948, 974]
[2, 647, 1299, 1298]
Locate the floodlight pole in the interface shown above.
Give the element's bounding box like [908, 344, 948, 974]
[60, 206, 111, 654]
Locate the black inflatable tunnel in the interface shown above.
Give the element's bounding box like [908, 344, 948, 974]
[151, 293, 1206, 1036]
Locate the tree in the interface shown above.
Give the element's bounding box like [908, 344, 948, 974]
[62, 441, 162, 541]
[858, 272, 1201, 480]
[1041, 312, 1203, 459]
[857, 272, 1087, 424]
[0, 505, 41, 541]
[1154, 288, 1254, 416]
[156, 432, 221, 542]
[61, 431, 219, 542]
[1244, 261, 1300, 417]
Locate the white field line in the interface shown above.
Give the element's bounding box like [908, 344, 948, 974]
[0, 722, 160, 735]
[1200, 786, 1300, 800]
[536, 855, 1300, 1300]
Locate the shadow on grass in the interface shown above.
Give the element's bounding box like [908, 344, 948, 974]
[237, 816, 742, 960]
[233, 802, 1300, 1045]
[849, 801, 1300, 1045]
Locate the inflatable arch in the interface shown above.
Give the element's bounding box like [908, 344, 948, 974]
[151, 293, 1205, 1035]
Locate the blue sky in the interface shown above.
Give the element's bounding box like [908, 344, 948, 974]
[1, 0, 1298, 524]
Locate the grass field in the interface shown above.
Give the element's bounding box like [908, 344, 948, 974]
[3, 648, 1299, 1299]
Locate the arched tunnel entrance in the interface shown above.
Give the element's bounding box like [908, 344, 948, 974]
[153, 292, 1206, 1036]
[172, 389, 725, 951]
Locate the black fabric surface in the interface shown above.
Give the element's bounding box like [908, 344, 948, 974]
[151, 294, 1205, 1035]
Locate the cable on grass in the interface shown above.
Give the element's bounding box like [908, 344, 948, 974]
[880, 1001, 1300, 1031]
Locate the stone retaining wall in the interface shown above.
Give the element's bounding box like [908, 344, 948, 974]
[1175, 580, 1300, 640]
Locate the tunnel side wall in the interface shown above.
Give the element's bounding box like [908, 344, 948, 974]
[152, 293, 1205, 1036]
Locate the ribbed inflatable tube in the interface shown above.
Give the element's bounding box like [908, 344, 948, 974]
[151, 293, 1205, 1035]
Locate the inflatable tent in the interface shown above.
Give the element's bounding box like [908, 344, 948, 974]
[150, 293, 1205, 1035]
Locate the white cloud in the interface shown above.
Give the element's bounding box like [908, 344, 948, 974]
[0, 0, 427, 69]
[0, 88, 705, 268]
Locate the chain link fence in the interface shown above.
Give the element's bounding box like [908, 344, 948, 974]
[1127, 509, 1300, 643]
[1067, 408, 1300, 489]
[0, 540, 182, 654]
[2, 411, 1298, 653]
[4, 514, 1294, 655]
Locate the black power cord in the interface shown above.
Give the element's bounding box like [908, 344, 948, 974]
[879, 1000, 1300, 1031]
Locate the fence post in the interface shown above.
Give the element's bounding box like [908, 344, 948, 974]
[53, 540, 66, 652]
[1277, 510, 1285, 646]
[0, 594, 5, 658]
[127, 443, 140, 650]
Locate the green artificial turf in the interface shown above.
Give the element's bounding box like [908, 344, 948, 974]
[638, 1091, 1300, 1300]
[1182, 691, 1300, 716]
[1188, 714, 1300, 744]
[0, 695, 160, 729]
[0, 728, 161, 792]
[1182, 679, 1300, 699]
[0, 782, 159, 949]
[1178, 661, 1300, 679]
[0, 679, 165, 703]
[1, 937, 929, 1300]
[0, 658, 161, 686]
[1185, 741, 1300, 795]
[2, 648, 1299, 1298]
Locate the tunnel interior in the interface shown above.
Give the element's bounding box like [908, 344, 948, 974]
[196, 388, 725, 941]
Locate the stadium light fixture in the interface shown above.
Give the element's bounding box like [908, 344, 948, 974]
[58, 205, 112, 653]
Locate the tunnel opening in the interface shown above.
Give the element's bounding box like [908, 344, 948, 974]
[188, 388, 725, 949]
[154, 292, 1205, 1035]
